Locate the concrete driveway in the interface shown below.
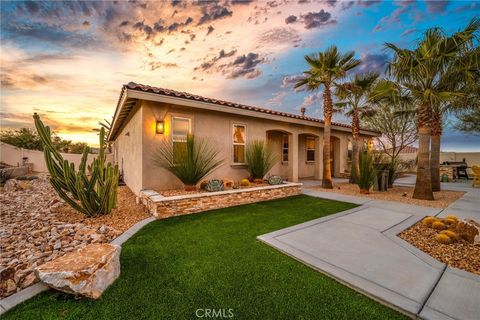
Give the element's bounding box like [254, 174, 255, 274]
[258, 187, 480, 320]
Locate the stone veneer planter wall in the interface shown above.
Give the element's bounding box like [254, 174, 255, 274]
[139, 183, 302, 219]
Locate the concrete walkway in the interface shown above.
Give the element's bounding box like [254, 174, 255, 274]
[258, 184, 480, 320]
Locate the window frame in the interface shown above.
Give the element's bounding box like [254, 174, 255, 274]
[305, 136, 315, 163]
[282, 134, 289, 164]
[171, 116, 192, 164]
[232, 123, 247, 164]
[171, 116, 192, 143]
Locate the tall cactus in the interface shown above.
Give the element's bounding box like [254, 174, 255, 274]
[33, 113, 119, 217]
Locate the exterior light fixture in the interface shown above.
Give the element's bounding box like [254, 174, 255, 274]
[367, 140, 374, 151]
[156, 120, 164, 134]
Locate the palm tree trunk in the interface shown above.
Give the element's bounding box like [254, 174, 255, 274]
[413, 104, 434, 200]
[430, 112, 442, 192]
[322, 83, 333, 189]
[350, 111, 360, 184]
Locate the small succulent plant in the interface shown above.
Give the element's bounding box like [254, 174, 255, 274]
[432, 221, 447, 230]
[439, 230, 459, 241]
[422, 216, 438, 227]
[268, 175, 283, 185]
[205, 179, 224, 192]
[240, 178, 250, 187]
[436, 233, 452, 244]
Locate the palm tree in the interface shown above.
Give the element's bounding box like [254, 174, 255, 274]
[385, 18, 480, 200]
[335, 72, 379, 183]
[295, 46, 360, 188]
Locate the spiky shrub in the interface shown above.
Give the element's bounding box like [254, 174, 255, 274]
[153, 135, 223, 190]
[245, 140, 277, 180]
[357, 151, 376, 193]
[33, 113, 119, 217]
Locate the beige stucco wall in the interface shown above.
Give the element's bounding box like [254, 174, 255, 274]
[440, 152, 480, 166]
[0, 142, 111, 173]
[113, 105, 144, 195]
[114, 100, 369, 194]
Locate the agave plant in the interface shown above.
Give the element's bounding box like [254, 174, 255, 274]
[357, 151, 376, 194]
[245, 140, 277, 180]
[153, 134, 223, 190]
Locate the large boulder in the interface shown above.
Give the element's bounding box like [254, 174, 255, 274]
[35, 243, 121, 299]
[456, 219, 480, 244]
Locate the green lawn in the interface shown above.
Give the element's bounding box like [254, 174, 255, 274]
[4, 195, 406, 320]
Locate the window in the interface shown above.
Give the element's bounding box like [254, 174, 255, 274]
[233, 124, 246, 163]
[282, 135, 289, 162]
[172, 117, 191, 163]
[306, 136, 315, 162]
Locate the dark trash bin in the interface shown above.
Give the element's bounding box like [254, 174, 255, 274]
[374, 169, 389, 191]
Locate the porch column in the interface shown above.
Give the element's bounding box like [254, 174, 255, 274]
[338, 136, 347, 176]
[288, 133, 298, 182]
[314, 136, 322, 179]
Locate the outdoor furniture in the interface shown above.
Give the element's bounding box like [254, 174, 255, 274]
[374, 169, 389, 191]
[442, 161, 469, 180]
[472, 165, 480, 188]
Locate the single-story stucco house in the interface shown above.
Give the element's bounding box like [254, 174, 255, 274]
[107, 82, 380, 195]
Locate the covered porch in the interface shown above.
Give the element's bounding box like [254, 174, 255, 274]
[266, 130, 347, 182]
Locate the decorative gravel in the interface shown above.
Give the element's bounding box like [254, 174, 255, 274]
[308, 182, 464, 208]
[399, 222, 480, 275]
[0, 177, 149, 298]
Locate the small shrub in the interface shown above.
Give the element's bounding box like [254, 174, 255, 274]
[445, 215, 458, 221]
[436, 234, 452, 244]
[357, 151, 376, 193]
[432, 221, 447, 230]
[422, 216, 438, 227]
[240, 178, 250, 187]
[205, 179, 224, 192]
[268, 175, 283, 185]
[245, 140, 277, 180]
[440, 230, 459, 241]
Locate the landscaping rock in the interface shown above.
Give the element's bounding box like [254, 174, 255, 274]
[0, 177, 120, 298]
[35, 243, 121, 299]
[456, 219, 480, 244]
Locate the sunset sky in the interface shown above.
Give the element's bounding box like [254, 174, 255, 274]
[1, 0, 479, 150]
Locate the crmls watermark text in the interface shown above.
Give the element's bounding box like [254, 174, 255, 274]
[195, 308, 234, 318]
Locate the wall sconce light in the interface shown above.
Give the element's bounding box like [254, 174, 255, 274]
[156, 120, 164, 134]
[367, 140, 374, 151]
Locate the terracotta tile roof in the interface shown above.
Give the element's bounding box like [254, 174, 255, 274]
[385, 146, 418, 154]
[109, 82, 380, 141]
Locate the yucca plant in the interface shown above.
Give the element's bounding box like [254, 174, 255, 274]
[357, 151, 376, 194]
[245, 140, 277, 181]
[33, 113, 119, 217]
[153, 134, 223, 191]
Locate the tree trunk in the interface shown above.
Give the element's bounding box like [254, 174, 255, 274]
[322, 83, 333, 189]
[413, 104, 434, 200]
[350, 111, 360, 184]
[430, 112, 442, 192]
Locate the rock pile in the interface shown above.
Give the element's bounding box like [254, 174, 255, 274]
[35, 243, 121, 299]
[0, 177, 120, 298]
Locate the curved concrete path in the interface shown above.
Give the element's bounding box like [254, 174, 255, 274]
[258, 185, 480, 320]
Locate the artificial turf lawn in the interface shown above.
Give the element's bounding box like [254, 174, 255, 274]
[4, 195, 407, 320]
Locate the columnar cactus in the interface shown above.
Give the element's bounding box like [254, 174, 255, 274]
[34, 113, 119, 217]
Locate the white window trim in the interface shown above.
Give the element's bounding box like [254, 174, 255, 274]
[306, 136, 315, 163]
[232, 123, 246, 164]
[282, 134, 289, 164]
[172, 116, 192, 143]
